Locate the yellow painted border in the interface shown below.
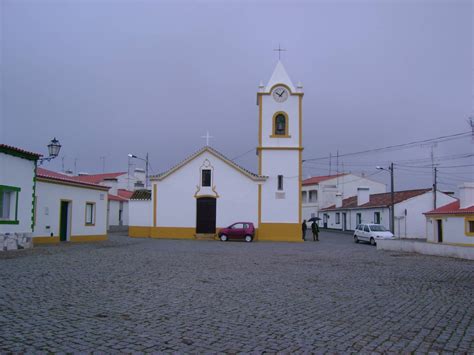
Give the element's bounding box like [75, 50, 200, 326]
[465, 216, 474, 236]
[33, 236, 60, 245]
[270, 111, 290, 138]
[129, 226, 151, 238]
[70, 234, 108, 242]
[258, 223, 303, 242]
[257, 147, 303, 151]
[85, 201, 96, 226]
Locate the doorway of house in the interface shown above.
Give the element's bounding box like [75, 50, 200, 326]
[59, 200, 71, 242]
[342, 213, 347, 231]
[196, 197, 216, 234]
[437, 219, 443, 243]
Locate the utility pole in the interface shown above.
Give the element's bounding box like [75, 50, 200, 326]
[61, 156, 65, 172]
[145, 153, 149, 189]
[100, 156, 106, 173]
[390, 162, 395, 235]
[433, 167, 438, 209]
[329, 153, 332, 175]
[74, 158, 78, 175]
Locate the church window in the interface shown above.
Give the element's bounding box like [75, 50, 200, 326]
[277, 175, 283, 191]
[274, 114, 287, 135]
[202, 169, 211, 187]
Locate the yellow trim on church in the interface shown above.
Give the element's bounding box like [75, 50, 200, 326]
[257, 223, 302, 242]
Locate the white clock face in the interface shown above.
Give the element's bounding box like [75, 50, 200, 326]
[272, 86, 289, 103]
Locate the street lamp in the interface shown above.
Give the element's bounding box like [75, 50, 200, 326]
[39, 137, 62, 165]
[128, 153, 149, 189]
[376, 163, 395, 234]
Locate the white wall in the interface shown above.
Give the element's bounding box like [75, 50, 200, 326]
[108, 200, 129, 227]
[155, 151, 259, 228]
[261, 149, 299, 223]
[0, 152, 35, 234]
[321, 208, 389, 231]
[129, 200, 151, 227]
[302, 174, 386, 222]
[34, 181, 108, 238]
[426, 216, 474, 245]
[395, 191, 456, 238]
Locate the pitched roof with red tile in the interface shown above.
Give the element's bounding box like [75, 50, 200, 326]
[424, 200, 474, 215]
[108, 194, 128, 202]
[117, 189, 134, 199]
[0, 144, 42, 160]
[302, 173, 348, 186]
[321, 188, 432, 211]
[73, 172, 127, 184]
[36, 168, 109, 190]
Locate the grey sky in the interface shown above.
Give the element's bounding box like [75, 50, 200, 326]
[1, 0, 473, 192]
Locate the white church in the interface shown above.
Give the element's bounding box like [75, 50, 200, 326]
[129, 61, 304, 242]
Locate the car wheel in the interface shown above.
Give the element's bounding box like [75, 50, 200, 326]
[370, 237, 376, 246]
[220, 234, 228, 242]
[244, 235, 253, 243]
[354, 235, 359, 243]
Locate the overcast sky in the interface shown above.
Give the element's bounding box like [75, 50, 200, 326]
[1, 0, 473, 193]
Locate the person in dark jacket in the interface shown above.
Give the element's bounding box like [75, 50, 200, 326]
[302, 220, 307, 241]
[311, 221, 320, 241]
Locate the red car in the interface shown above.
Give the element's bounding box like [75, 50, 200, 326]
[218, 222, 255, 242]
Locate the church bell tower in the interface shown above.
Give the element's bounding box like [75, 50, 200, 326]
[257, 61, 303, 241]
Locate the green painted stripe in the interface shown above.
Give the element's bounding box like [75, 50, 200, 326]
[0, 185, 21, 192]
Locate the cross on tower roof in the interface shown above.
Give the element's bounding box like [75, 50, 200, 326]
[273, 44, 287, 60]
[201, 131, 214, 146]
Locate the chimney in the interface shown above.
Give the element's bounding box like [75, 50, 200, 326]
[357, 187, 370, 206]
[335, 193, 343, 208]
[458, 182, 474, 209]
[103, 178, 118, 195]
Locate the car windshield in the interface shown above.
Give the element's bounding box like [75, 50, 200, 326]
[370, 225, 387, 232]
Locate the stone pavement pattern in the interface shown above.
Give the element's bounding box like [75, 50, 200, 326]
[0, 232, 473, 353]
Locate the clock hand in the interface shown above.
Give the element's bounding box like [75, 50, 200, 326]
[277, 91, 284, 97]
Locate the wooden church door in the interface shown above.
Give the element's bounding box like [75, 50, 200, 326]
[196, 197, 216, 234]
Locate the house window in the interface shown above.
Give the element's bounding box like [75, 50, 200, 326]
[336, 213, 340, 224]
[85, 202, 96, 225]
[277, 175, 283, 191]
[356, 213, 361, 225]
[202, 169, 211, 187]
[374, 212, 381, 224]
[309, 190, 318, 203]
[302, 191, 307, 203]
[466, 218, 474, 236]
[0, 185, 20, 224]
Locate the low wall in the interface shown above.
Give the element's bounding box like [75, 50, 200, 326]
[377, 239, 474, 260]
[0, 233, 33, 251]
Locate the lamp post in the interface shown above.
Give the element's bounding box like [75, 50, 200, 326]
[38, 138, 62, 165]
[376, 163, 395, 234]
[128, 153, 149, 189]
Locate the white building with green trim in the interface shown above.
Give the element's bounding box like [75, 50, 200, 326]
[0, 144, 40, 250]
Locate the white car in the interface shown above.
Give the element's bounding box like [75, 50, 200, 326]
[353, 224, 394, 246]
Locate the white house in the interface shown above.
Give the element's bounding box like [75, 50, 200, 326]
[302, 173, 386, 222]
[0, 144, 40, 250]
[425, 182, 474, 246]
[33, 168, 109, 244]
[73, 172, 137, 231]
[320, 187, 457, 238]
[129, 60, 304, 242]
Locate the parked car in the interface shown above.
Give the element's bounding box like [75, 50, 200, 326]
[353, 224, 394, 246]
[218, 222, 255, 242]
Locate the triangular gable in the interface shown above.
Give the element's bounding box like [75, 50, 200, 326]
[265, 60, 296, 93]
[151, 146, 267, 182]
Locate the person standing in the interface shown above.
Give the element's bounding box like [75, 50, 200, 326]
[311, 221, 320, 241]
[302, 220, 307, 241]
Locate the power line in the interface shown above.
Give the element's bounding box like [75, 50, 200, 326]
[303, 131, 471, 162]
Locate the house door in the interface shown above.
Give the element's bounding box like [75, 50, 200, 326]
[342, 213, 347, 231]
[437, 219, 443, 243]
[323, 214, 328, 228]
[196, 197, 216, 234]
[59, 201, 70, 242]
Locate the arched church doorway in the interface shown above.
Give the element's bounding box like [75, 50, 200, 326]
[196, 197, 216, 234]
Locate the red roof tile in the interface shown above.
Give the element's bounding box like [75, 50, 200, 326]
[0, 144, 42, 159]
[108, 194, 128, 202]
[321, 188, 432, 211]
[425, 200, 474, 215]
[303, 173, 348, 186]
[37, 168, 109, 190]
[74, 172, 127, 184]
[117, 189, 134, 199]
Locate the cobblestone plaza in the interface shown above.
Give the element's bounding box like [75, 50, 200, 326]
[1, 232, 473, 353]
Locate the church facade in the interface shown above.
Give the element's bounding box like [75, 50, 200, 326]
[129, 61, 304, 242]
